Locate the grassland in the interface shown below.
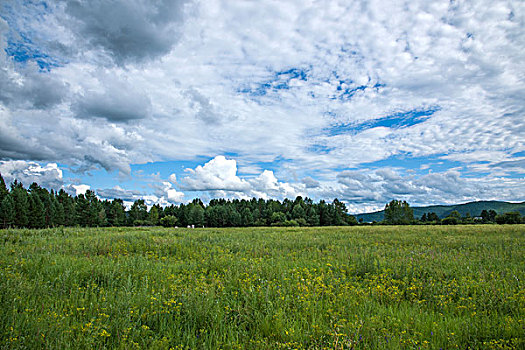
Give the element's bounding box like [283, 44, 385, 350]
[1, 225, 524, 349]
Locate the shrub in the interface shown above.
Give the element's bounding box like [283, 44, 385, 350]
[160, 215, 178, 227]
[270, 219, 299, 227]
[495, 212, 522, 224]
[441, 217, 459, 225]
[295, 218, 308, 226]
[133, 219, 152, 226]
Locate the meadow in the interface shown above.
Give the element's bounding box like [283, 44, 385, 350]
[0, 225, 523, 349]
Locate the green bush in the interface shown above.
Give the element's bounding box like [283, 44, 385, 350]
[495, 212, 522, 224]
[160, 215, 178, 227]
[441, 216, 459, 225]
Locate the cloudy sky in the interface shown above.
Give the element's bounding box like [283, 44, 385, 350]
[0, 0, 524, 213]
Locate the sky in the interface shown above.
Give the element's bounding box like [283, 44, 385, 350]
[0, 0, 524, 213]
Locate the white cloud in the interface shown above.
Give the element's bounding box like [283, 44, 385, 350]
[97, 181, 185, 206]
[302, 176, 320, 189]
[163, 181, 185, 203]
[168, 174, 177, 183]
[96, 185, 141, 201]
[181, 156, 250, 192]
[72, 184, 90, 196]
[249, 170, 303, 200]
[0, 160, 64, 189]
[73, 73, 152, 122]
[332, 167, 525, 212]
[179, 156, 304, 200]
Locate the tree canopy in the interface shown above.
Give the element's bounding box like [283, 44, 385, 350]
[384, 200, 414, 225]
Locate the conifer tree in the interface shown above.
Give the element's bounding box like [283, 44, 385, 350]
[75, 194, 90, 226]
[0, 194, 15, 228]
[188, 204, 205, 226]
[28, 193, 45, 228]
[384, 200, 414, 225]
[149, 205, 160, 226]
[306, 206, 320, 226]
[58, 190, 76, 226]
[43, 192, 54, 226]
[11, 181, 29, 228]
[0, 173, 8, 202]
[112, 199, 127, 226]
[129, 199, 147, 225]
[240, 207, 254, 226]
[53, 195, 65, 226]
[95, 202, 107, 226]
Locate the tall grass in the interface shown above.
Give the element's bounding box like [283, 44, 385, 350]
[1, 225, 523, 349]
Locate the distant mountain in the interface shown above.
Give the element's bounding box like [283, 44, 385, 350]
[354, 201, 525, 222]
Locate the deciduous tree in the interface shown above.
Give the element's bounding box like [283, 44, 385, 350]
[384, 200, 414, 225]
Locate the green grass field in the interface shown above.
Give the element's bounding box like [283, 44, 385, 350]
[1, 226, 524, 349]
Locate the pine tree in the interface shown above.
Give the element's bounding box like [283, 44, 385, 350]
[28, 193, 45, 229]
[43, 192, 54, 227]
[177, 203, 188, 227]
[291, 204, 305, 221]
[149, 205, 160, 226]
[75, 194, 90, 226]
[306, 206, 320, 226]
[53, 196, 65, 226]
[96, 202, 107, 227]
[11, 182, 29, 228]
[112, 199, 127, 226]
[57, 190, 72, 225]
[0, 194, 15, 228]
[240, 207, 254, 226]
[188, 204, 204, 226]
[0, 173, 8, 202]
[205, 206, 218, 227]
[332, 199, 348, 226]
[129, 199, 147, 225]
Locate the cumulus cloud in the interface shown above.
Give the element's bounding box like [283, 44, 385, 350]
[185, 89, 234, 125]
[181, 156, 250, 192]
[0, 65, 67, 109]
[0, 160, 96, 197]
[249, 170, 303, 200]
[0, 34, 65, 112]
[70, 184, 90, 196]
[333, 167, 525, 212]
[163, 182, 185, 203]
[73, 75, 152, 122]
[0, 105, 138, 174]
[179, 156, 303, 200]
[96, 185, 142, 201]
[166, 190, 184, 204]
[0, 160, 64, 189]
[302, 176, 320, 188]
[150, 180, 185, 203]
[98, 180, 185, 205]
[63, 0, 189, 65]
[0, 107, 52, 160]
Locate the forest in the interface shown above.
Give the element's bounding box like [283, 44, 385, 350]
[0, 173, 522, 229]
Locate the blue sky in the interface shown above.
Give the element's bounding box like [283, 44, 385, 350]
[0, 0, 524, 213]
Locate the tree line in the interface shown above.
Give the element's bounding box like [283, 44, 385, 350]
[382, 199, 524, 225]
[0, 175, 522, 229]
[0, 174, 357, 229]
